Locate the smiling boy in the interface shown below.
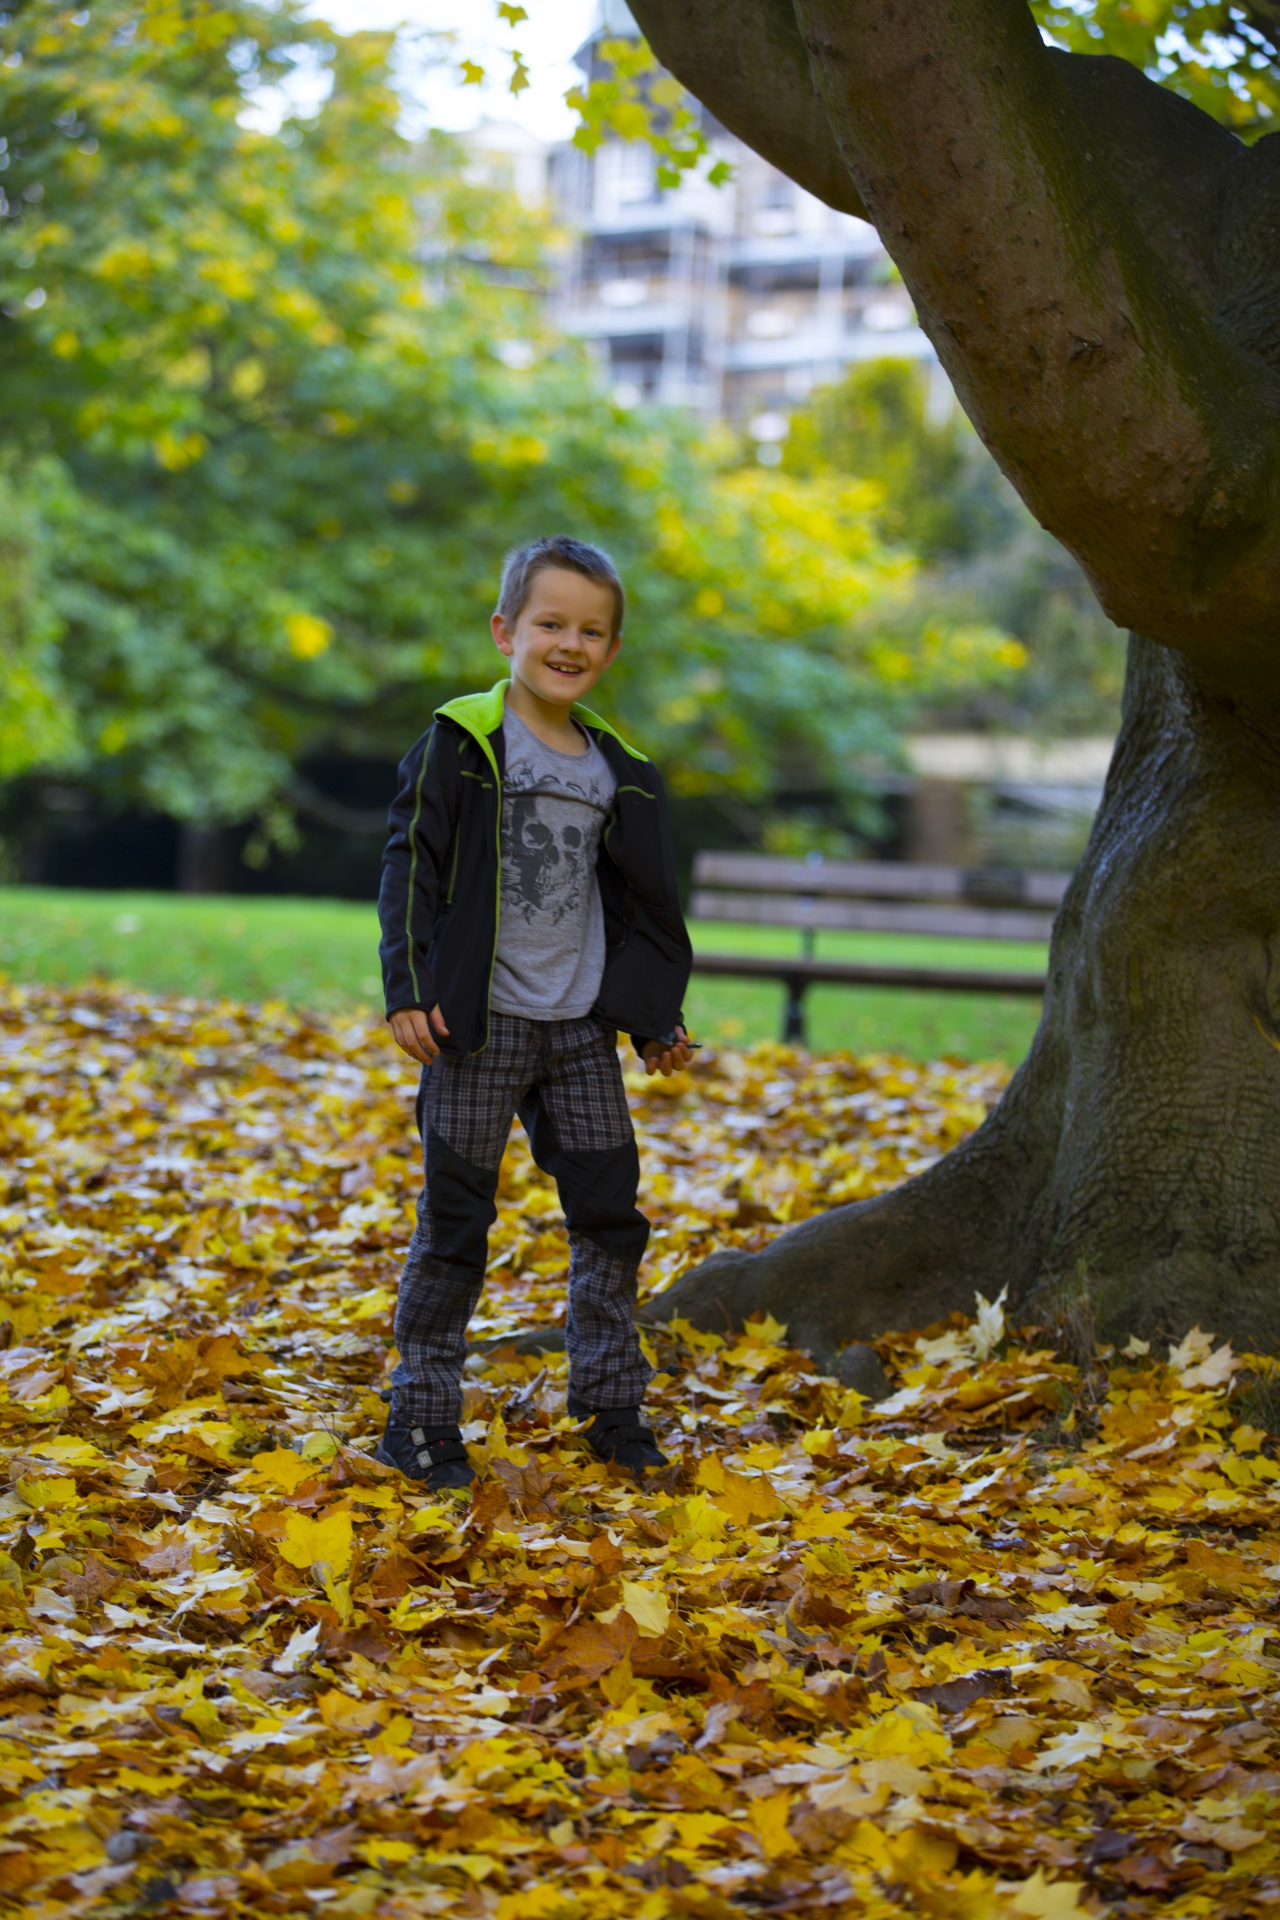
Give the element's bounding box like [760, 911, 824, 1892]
[376, 536, 693, 1491]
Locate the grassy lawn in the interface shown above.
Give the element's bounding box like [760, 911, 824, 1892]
[0, 886, 1046, 1062]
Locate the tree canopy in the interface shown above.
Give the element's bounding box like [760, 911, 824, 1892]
[784, 360, 1125, 738]
[0, 0, 1030, 877]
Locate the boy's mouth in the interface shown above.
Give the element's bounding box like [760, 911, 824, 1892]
[547, 662, 585, 677]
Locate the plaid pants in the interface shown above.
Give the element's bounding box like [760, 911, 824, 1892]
[391, 1011, 652, 1427]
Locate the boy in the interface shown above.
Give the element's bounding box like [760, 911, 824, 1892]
[376, 536, 694, 1491]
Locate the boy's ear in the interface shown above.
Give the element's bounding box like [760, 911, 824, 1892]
[491, 611, 514, 656]
[604, 631, 622, 667]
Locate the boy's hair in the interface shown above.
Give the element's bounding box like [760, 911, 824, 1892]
[496, 536, 625, 636]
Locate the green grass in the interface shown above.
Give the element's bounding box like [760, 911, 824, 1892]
[0, 886, 1045, 1064]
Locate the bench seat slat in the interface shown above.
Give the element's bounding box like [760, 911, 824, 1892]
[690, 890, 1057, 943]
[691, 852, 1069, 908]
[690, 952, 1046, 995]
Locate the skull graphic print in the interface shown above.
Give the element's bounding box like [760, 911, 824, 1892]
[489, 705, 618, 1021]
[503, 792, 590, 924]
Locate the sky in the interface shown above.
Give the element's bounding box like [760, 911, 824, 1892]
[304, 0, 599, 141]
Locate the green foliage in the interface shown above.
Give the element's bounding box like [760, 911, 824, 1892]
[0, 0, 561, 826]
[0, 458, 75, 780]
[604, 449, 1024, 802]
[784, 359, 1018, 562]
[783, 360, 1127, 738]
[565, 36, 722, 191]
[1029, 0, 1280, 135]
[0, 0, 1027, 854]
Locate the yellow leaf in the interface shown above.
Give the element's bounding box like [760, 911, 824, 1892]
[861, 1703, 951, 1765]
[1006, 1868, 1089, 1917]
[793, 1505, 859, 1539]
[116, 1769, 187, 1794]
[180, 1695, 224, 1743]
[748, 1789, 796, 1858]
[714, 1466, 782, 1526]
[319, 1689, 385, 1734]
[26, 1437, 102, 1465]
[242, 1448, 317, 1493]
[356, 1838, 416, 1867]
[14, 1476, 77, 1510]
[696, 1456, 726, 1493]
[618, 1581, 670, 1638]
[279, 1507, 353, 1576]
[496, 1888, 567, 1920]
[370, 1713, 415, 1752]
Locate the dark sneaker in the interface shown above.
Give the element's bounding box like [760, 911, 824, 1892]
[568, 1400, 668, 1473]
[375, 1419, 474, 1491]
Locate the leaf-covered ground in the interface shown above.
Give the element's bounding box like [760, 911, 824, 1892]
[2, 983, 1279, 1920]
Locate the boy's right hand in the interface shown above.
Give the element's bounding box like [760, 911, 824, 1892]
[389, 1005, 449, 1064]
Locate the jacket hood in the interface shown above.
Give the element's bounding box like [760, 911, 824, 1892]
[437, 680, 649, 772]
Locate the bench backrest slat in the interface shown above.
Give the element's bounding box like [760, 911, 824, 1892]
[689, 889, 1057, 943]
[691, 851, 1069, 909]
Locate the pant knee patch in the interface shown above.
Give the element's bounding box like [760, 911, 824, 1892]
[422, 1128, 499, 1275]
[554, 1139, 649, 1264]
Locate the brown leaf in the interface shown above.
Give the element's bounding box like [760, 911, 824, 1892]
[59, 1553, 125, 1606]
[589, 1533, 625, 1578]
[139, 1539, 194, 1578]
[490, 1455, 561, 1518]
[912, 1668, 1012, 1713]
[541, 1613, 637, 1683]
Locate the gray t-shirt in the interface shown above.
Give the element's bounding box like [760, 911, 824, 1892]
[490, 705, 617, 1021]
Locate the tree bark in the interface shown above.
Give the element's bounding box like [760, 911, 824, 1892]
[651, 636, 1280, 1353]
[622, 0, 1280, 1354]
[177, 824, 233, 894]
[634, 0, 1280, 691]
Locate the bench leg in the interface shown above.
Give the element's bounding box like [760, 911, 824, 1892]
[782, 976, 808, 1046]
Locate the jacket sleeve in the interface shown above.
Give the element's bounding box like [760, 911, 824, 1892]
[627, 757, 692, 1058]
[378, 723, 459, 1016]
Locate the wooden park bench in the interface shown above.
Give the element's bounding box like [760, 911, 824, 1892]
[688, 851, 1069, 1043]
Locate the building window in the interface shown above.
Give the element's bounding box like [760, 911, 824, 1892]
[616, 143, 656, 206]
[754, 172, 795, 236]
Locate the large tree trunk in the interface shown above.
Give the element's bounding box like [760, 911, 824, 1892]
[621, 0, 1280, 1354]
[653, 635, 1280, 1356]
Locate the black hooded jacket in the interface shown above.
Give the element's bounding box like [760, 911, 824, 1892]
[378, 682, 692, 1056]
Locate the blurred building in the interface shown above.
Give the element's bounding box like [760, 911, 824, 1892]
[465, 2, 939, 440]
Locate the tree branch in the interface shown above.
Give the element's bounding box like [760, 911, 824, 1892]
[632, 0, 1280, 700]
[630, 0, 869, 220]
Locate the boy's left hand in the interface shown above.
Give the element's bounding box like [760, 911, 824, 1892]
[641, 1026, 693, 1077]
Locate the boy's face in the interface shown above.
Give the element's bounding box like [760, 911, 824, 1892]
[491, 567, 621, 709]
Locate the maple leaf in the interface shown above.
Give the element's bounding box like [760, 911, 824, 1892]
[7, 981, 1280, 1920]
[241, 1447, 319, 1493]
[614, 1580, 670, 1637]
[541, 1613, 637, 1682]
[748, 1788, 796, 1858]
[1003, 1868, 1091, 1916]
[278, 1507, 353, 1577]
